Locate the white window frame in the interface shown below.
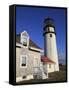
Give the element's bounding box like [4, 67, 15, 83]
[20, 55, 27, 68]
[22, 35, 27, 46]
[34, 57, 39, 68]
[20, 31, 29, 48]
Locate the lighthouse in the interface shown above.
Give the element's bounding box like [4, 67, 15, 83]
[43, 18, 59, 71]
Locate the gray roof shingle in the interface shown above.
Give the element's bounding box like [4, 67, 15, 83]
[16, 34, 41, 49]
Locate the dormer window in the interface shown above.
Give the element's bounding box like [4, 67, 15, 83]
[22, 36, 27, 46]
[21, 31, 29, 47]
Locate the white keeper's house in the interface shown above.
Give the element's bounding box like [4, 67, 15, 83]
[16, 18, 59, 82]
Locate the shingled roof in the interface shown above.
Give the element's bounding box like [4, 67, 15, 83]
[16, 34, 41, 49]
[41, 56, 55, 63]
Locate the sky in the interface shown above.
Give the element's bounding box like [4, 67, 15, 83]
[16, 6, 67, 64]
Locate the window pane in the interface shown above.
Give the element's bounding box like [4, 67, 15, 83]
[23, 37, 27, 43]
[50, 34, 52, 37]
[34, 58, 39, 67]
[21, 56, 26, 66]
[23, 36, 27, 46]
[22, 57, 26, 63]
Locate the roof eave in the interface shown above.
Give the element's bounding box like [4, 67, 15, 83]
[29, 46, 43, 52]
[16, 42, 43, 52]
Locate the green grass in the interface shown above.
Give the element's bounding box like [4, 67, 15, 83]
[48, 71, 66, 82]
[47, 64, 67, 82]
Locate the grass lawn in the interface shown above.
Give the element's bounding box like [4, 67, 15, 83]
[16, 65, 67, 85]
[47, 71, 66, 82]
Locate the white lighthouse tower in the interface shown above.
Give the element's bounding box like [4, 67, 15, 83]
[43, 18, 59, 71]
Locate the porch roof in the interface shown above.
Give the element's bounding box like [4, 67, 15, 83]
[41, 56, 55, 63]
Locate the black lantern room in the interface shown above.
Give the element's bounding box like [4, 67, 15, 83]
[43, 17, 56, 36]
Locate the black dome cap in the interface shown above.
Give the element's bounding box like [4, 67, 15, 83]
[43, 17, 55, 30]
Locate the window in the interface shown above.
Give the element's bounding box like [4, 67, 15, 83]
[49, 64, 51, 68]
[34, 57, 39, 68]
[23, 36, 27, 46]
[50, 34, 52, 37]
[20, 55, 27, 67]
[21, 56, 26, 66]
[48, 27, 49, 32]
[21, 31, 29, 46]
